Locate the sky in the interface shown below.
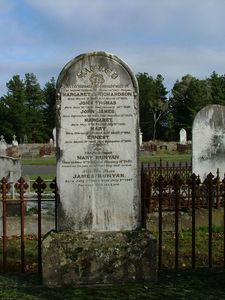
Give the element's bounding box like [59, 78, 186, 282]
[1, 0, 225, 96]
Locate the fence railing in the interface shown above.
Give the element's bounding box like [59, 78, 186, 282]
[0, 176, 57, 275]
[142, 162, 225, 272]
[2, 162, 225, 275]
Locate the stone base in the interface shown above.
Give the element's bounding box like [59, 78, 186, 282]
[42, 230, 157, 286]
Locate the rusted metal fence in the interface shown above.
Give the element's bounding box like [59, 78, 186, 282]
[142, 161, 225, 272]
[0, 176, 57, 275]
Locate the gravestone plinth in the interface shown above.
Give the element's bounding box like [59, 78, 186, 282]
[42, 52, 156, 285]
[42, 230, 156, 286]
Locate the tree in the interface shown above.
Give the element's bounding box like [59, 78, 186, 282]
[169, 74, 211, 140]
[137, 73, 168, 141]
[43, 77, 56, 138]
[207, 71, 225, 105]
[0, 75, 27, 142]
[24, 73, 46, 142]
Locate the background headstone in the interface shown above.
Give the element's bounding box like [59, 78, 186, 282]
[52, 128, 56, 146]
[12, 135, 18, 146]
[56, 51, 140, 231]
[0, 135, 7, 156]
[139, 128, 143, 146]
[192, 104, 225, 180]
[179, 128, 187, 145]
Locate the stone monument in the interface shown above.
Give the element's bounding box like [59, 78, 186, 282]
[42, 51, 156, 286]
[12, 135, 19, 146]
[0, 135, 7, 156]
[139, 128, 143, 146]
[192, 104, 225, 180]
[179, 128, 187, 145]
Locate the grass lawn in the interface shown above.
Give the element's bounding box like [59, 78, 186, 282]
[0, 270, 225, 299]
[140, 152, 191, 163]
[1, 228, 225, 299]
[22, 157, 56, 166]
[21, 153, 191, 166]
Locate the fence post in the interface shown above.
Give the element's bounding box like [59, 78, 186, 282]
[171, 174, 183, 272]
[50, 178, 58, 232]
[0, 178, 10, 273]
[15, 177, 29, 273]
[154, 175, 167, 271]
[32, 177, 46, 277]
[187, 173, 201, 269]
[203, 172, 215, 269]
[221, 174, 225, 268]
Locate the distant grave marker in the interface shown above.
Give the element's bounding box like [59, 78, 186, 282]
[0, 135, 7, 156]
[179, 128, 187, 145]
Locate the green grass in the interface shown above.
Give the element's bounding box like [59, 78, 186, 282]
[152, 228, 225, 270]
[0, 270, 225, 299]
[21, 153, 191, 166]
[0, 233, 225, 299]
[140, 153, 191, 163]
[22, 157, 56, 166]
[28, 174, 56, 181]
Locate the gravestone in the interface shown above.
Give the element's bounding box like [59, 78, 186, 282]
[42, 51, 156, 286]
[139, 128, 143, 146]
[192, 104, 225, 180]
[179, 128, 187, 145]
[12, 135, 18, 146]
[0, 135, 7, 156]
[52, 128, 56, 146]
[56, 52, 140, 231]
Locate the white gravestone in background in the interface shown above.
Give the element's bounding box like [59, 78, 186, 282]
[179, 128, 187, 145]
[139, 128, 143, 146]
[192, 105, 225, 180]
[56, 52, 140, 231]
[0, 135, 7, 156]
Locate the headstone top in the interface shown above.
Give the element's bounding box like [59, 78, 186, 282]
[56, 51, 140, 231]
[0, 135, 7, 156]
[192, 104, 225, 180]
[12, 135, 18, 146]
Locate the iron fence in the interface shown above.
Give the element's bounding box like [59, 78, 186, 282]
[0, 176, 57, 275]
[142, 162, 225, 272]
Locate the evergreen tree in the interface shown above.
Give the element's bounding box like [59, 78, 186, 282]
[43, 77, 56, 138]
[169, 74, 210, 139]
[137, 73, 168, 141]
[24, 73, 46, 142]
[0, 75, 27, 142]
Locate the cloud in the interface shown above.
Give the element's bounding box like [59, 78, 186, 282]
[1, 0, 225, 95]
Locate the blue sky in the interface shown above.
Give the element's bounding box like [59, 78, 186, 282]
[1, 0, 225, 96]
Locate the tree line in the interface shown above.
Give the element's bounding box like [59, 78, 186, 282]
[1, 71, 225, 143]
[137, 71, 225, 141]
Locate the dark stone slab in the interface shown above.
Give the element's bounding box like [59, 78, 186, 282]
[42, 230, 157, 286]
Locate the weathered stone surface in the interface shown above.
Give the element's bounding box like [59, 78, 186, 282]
[42, 230, 157, 286]
[192, 104, 225, 180]
[0, 156, 21, 182]
[56, 52, 140, 231]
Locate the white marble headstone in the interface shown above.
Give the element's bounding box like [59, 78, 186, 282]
[56, 52, 140, 231]
[192, 105, 225, 180]
[139, 128, 143, 146]
[0, 135, 7, 156]
[179, 128, 187, 145]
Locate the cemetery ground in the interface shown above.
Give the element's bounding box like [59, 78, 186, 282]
[0, 266, 225, 299]
[1, 227, 225, 298]
[1, 151, 223, 298]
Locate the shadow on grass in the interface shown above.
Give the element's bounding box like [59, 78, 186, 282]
[0, 269, 225, 299]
